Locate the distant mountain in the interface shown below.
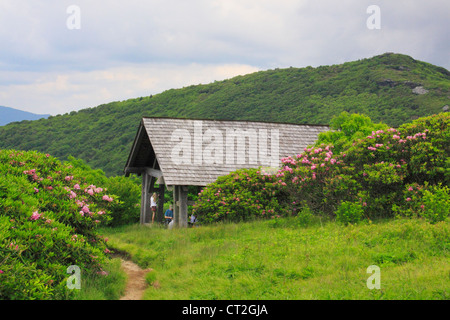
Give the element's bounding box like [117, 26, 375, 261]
[0, 53, 448, 176]
[0, 106, 50, 126]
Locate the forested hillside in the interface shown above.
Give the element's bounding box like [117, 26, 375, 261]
[0, 53, 448, 176]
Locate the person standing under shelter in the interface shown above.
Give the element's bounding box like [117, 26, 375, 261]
[151, 193, 157, 224]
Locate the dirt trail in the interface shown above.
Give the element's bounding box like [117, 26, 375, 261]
[119, 258, 153, 300]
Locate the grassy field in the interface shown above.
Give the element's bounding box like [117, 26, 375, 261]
[73, 257, 127, 300]
[101, 217, 449, 300]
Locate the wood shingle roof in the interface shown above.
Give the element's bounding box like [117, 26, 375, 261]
[124, 117, 329, 186]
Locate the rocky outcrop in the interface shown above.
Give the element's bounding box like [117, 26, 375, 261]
[412, 86, 429, 95]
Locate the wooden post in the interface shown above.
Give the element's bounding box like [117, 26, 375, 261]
[157, 183, 165, 223]
[179, 186, 189, 228]
[173, 185, 180, 227]
[140, 173, 156, 224]
[140, 174, 149, 224]
[172, 185, 189, 228]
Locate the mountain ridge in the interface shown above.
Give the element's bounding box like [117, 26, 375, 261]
[0, 106, 50, 126]
[0, 53, 448, 176]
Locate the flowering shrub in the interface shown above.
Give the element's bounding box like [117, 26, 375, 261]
[64, 156, 141, 227]
[0, 150, 117, 299]
[193, 168, 289, 223]
[280, 113, 449, 219]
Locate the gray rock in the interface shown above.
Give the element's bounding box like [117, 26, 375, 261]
[412, 86, 429, 95]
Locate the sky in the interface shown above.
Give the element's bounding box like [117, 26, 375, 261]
[0, 0, 448, 116]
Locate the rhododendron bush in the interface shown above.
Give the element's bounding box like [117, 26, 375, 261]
[194, 113, 449, 224]
[0, 150, 118, 299]
[193, 168, 288, 223]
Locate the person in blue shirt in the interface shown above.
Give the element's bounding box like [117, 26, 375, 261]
[164, 205, 174, 225]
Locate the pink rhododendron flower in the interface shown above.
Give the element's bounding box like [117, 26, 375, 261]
[102, 195, 113, 202]
[30, 211, 42, 221]
[75, 200, 85, 207]
[74, 184, 81, 190]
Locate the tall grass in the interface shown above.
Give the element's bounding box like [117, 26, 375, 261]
[73, 258, 127, 300]
[101, 217, 449, 300]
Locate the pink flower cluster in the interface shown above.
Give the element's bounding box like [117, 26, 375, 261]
[367, 129, 386, 139]
[102, 195, 114, 202]
[30, 211, 42, 221]
[84, 185, 104, 196]
[277, 144, 341, 187]
[23, 169, 42, 182]
[366, 128, 427, 152]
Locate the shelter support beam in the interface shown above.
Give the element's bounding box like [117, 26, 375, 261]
[173, 185, 189, 228]
[157, 183, 165, 223]
[140, 173, 155, 224]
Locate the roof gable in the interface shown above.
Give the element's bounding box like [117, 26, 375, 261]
[125, 117, 328, 186]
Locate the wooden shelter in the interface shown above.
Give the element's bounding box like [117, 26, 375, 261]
[124, 117, 328, 227]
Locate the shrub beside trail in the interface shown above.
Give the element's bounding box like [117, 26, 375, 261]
[0, 150, 117, 299]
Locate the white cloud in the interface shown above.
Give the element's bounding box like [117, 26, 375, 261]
[0, 0, 448, 115]
[0, 63, 260, 115]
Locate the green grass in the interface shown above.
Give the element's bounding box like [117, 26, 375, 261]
[100, 217, 450, 300]
[73, 258, 128, 300]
